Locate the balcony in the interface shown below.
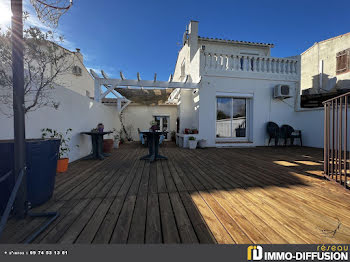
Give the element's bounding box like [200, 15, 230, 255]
[201, 51, 299, 81]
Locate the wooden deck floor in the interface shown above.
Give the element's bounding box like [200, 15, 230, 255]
[2, 143, 350, 244]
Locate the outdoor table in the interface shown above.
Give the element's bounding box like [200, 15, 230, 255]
[140, 131, 168, 162]
[81, 131, 112, 160]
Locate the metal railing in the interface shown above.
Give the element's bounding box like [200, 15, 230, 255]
[323, 92, 350, 188]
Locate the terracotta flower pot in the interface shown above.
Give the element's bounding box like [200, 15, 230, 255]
[57, 158, 69, 173]
[103, 139, 114, 153]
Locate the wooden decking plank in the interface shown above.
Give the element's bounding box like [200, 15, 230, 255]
[54, 150, 127, 199]
[177, 150, 258, 243]
[145, 193, 162, 243]
[185, 148, 305, 244]
[74, 197, 114, 244]
[178, 192, 216, 244]
[148, 161, 158, 194]
[190, 192, 234, 244]
[4, 143, 350, 244]
[159, 193, 181, 243]
[39, 198, 91, 243]
[161, 159, 178, 193]
[0, 200, 66, 244]
[166, 158, 187, 192]
[127, 195, 148, 244]
[138, 162, 150, 196]
[58, 198, 103, 244]
[92, 196, 125, 244]
[168, 192, 199, 243]
[156, 160, 167, 193]
[110, 195, 137, 244]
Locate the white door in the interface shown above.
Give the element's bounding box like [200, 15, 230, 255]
[154, 116, 170, 140]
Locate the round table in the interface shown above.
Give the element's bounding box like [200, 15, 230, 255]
[140, 131, 168, 162]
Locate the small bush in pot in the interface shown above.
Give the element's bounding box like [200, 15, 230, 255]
[41, 128, 73, 173]
[112, 128, 120, 148]
[188, 136, 197, 149]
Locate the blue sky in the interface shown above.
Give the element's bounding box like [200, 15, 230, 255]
[1, 0, 350, 81]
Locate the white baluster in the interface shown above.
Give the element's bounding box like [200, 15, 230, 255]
[228, 55, 233, 71]
[246, 56, 250, 71]
[241, 55, 245, 71]
[211, 53, 216, 69]
[227, 55, 233, 70]
[280, 59, 284, 74]
[204, 53, 208, 69]
[237, 55, 241, 71]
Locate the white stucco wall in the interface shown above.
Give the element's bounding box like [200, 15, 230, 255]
[54, 50, 95, 98]
[198, 76, 300, 147]
[0, 86, 120, 162]
[301, 33, 350, 93]
[121, 104, 177, 141]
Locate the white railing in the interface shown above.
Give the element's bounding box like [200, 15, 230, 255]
[202, 52, 298, 75]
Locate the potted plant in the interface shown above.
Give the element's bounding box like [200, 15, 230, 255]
[192, 128, 199, 134]
[112, 128, 120, 148]
[188, 136, 197, 149]
[150, 120, 159, 132]
[42, 128, 73, 173]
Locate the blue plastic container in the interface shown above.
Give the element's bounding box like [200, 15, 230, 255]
[0, 139, 60, 215]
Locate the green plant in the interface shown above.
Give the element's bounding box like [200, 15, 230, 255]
[188, 136, 196, 141]
[112, 128, 120, 140]
[41, 128, 73, 159]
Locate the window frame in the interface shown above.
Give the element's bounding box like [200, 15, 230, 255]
[336, 49, 350, 75]
[215, 96, 251, 142]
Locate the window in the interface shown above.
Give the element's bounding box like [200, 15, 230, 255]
[181, 60, 186, 77]
[216, 97, 248, 140]
[72, 65, 82, 76]
[336, 49, 350, 74]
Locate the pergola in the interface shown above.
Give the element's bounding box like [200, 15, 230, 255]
[90, 70, 200, 111]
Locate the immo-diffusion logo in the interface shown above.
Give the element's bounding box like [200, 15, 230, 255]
[247, 246, 263, 261]
[247, 245, 349, 261]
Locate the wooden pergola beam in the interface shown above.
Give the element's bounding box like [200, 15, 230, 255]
[95, 78, 199, 89]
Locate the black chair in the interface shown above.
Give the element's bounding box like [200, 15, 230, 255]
[266, 122, 280, 146]
[280, 125, 302, 146]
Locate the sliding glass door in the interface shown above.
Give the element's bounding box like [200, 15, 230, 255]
[216, 97, 248, 140]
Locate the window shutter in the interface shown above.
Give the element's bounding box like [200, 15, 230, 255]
[336, 48, 350, 74]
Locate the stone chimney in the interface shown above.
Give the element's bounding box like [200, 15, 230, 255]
[188, 20, 199, 62]
[75, 48, 83, 64]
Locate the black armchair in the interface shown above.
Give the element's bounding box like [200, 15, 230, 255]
[280, 125, 302, 146]
[266, 122, 280, 146]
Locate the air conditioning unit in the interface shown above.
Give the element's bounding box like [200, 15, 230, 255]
[274, 84, 291, 99]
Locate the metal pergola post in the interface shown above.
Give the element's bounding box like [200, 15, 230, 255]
[11, 0, 27, 219]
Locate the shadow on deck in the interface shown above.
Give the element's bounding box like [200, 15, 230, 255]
[1, 142, 350, 244]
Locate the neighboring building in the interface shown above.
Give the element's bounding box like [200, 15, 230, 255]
[300, 32, 350, 107]
[55, 47, 95, 98]
[171, 21, 300, 147]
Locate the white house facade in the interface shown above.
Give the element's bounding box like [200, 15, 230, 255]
[172, 21, 301, 147]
